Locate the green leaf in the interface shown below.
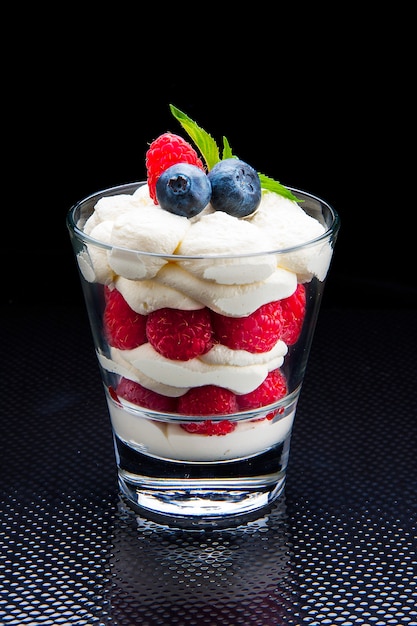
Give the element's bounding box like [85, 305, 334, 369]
[259, 173, 301, 202]
[169, 104, 301, 202]
[221, 136, 235, 160]
[169, 104, 220, 170]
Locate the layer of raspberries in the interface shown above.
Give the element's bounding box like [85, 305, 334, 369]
[104, 284, 306, 433]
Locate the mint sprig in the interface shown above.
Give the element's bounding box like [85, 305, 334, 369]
[169, 104, 221, 170]
[169, 104, 300, 202]
[258, 173, 299, 201]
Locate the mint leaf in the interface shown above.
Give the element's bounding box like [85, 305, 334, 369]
[259, 173, 301, 202]
[169, 104, 301, 202]
[221, 136, 235, 160]
[169, 104, 220, 170]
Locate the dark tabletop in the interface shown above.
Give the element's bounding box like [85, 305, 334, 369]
[1, 303, 416, 625]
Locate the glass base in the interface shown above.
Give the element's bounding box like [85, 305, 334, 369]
[115, 436, 290, 528]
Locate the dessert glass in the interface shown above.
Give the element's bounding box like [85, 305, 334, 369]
[67, 181, 340, 527]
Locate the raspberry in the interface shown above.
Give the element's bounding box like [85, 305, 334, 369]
[178, 385, 239, 417]
[146, 132, 205, 204]
[237, 369, 287, 414]
[146, 308, 213, 361]
[103, 287, 147, 350]
[179, 384, 238, 435]
[180, 420, 236, 436]
[116, 377, 177, 413]
[280, 284, 306, 345]
[211, 301, 284, 353]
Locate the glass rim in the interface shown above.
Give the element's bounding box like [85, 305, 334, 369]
[67, 181, 341, 260]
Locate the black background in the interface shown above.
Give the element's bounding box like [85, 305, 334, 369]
[4, 11, 415, 311]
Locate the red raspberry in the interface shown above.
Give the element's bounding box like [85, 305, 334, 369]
[116, 377, 177, 412]
[280, 284, 306, 345]
[103, 287, 147, 350]
[146, 308, 213, 361]
[145, 132, 205, 204]
[237, 369, 287, 417]
[178, 385, 239, 417]
[180, 419, 236, 436]
[211, 301, 284, 353]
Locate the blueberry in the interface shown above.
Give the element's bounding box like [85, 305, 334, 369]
[207, 158, 262, 218]
[156, 163, 212, 218]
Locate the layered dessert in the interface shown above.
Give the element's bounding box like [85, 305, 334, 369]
[75, 105, 334, 464]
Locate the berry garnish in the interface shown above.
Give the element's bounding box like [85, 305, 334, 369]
[116, 377, 177, 412]
[280, 284, 306, 345]
[156, 163, 212, 217]
[169, 104, 300, 202]
[237, 369, 287, 415]
[146, 307, 214, 361]
[180, 419, 237, 436]
[178, 385, 239, 419]
[145, 132, 205, 204]
[211, 301, 284, 353]
[103, 286, 147, 350]
[207, 158, 261, 217]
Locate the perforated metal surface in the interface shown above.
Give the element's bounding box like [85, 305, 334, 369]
[1, 306, 416, 625]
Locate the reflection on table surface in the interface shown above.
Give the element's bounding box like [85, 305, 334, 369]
[1, 306, 416, 624]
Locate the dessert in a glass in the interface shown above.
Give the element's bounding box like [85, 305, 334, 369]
[67, 105, 340, 526]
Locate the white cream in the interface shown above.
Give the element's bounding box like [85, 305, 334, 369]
[109, 205, 190, 280]
[199, 341, 287, 366]
[77, 221, 114, 284]
[251, 191, 331, 281]
[82, 184, 331, 285]
[108, 400, 295, 462]
[82, 205, 189, 283]
[115, 275, 203, 315]
[106, 342, 286, 395]
[98, 340, 287, 397]
[97, 350, 190, 397]
[177, 211, 277, 284]
[155, 263, 297, 317]
[84, 194, 141, 234]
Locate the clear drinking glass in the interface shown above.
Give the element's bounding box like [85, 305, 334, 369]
[67, 181, 340, 527]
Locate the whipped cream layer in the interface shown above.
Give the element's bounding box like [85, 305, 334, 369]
[115, 264, 296, 318]
[98, 339, 288, 396]
[115, 275, 203, 314]
[78, 184, 331, 287]
[109, 400, 295, 461]
[176, 211, 277, 284]
[251, 192, 333, 281]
